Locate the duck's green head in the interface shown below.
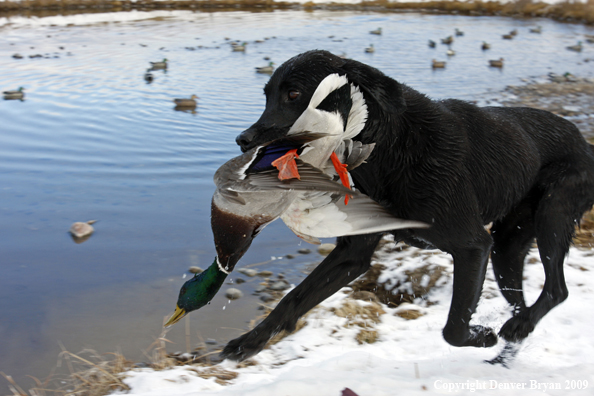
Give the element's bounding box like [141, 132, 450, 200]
[164, 257, 228, 327]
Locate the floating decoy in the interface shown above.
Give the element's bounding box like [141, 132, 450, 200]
[502, 34, 513, 40]
[482, 41, 491, 50]
[255, 61, 275, 74]
[364, 44, 375, 53]
[164, 74, 428, 327]
[441, 36, 454, 45]
[232, 42, 247, 52]
[530, 26, 542, 34]
[3, 87, 25, 100]
[370, 27, 382, 35]
[455, 28, 464, 36]
[489, 58, 504, 68]
[150, 58, 168, 70]
[69, 220, 96, 244]
[432, 59, 446, 68]
[173, 95, 199, 109]
[566, 41, 583, 52]
[144, 69, 154, 83]
[428, 39, 436, 48]
[446, 49, 456, 56]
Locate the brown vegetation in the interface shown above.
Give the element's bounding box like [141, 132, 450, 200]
[1, 0, 593, 25]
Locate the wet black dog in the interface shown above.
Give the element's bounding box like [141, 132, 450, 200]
[222, 50, 594, 363]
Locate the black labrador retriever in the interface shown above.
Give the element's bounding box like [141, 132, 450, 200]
[221, 49, 594, 363]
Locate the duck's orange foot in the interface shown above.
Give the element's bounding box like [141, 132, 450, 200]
[330, 152, 352, 205]
[272, 149, 300, 180]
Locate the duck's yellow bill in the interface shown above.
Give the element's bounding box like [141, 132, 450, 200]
[164, 305, 187, 328]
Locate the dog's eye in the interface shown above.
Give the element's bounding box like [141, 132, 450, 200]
[288, 90, 300, 100]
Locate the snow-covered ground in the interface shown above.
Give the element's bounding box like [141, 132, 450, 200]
[113, 239, 594, 396]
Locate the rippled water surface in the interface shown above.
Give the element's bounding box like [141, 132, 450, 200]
[1, 8, 593, 386]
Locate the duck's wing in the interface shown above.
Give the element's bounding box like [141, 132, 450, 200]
[229, 159, 357, 195]
[281, 192, 428, 244]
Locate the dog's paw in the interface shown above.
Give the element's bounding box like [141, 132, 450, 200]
[220, 330, 272, 362]
[485, 341, 522, 367]
[499, 315, 535, 343]
[469, 325, 498, 348]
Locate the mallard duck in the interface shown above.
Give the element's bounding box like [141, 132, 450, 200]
[428, 39, 436, 48]
[255, 61, 275, 74]
[232, 42, 247, 52]
[432, 59, 446, 68]
[370, 27, 382, 35]
[364, 44, 375, 53]
[446, 49, 456, 56]
[502, 34, 513, 40]
[566, 41, 583, 52]
[173, 95, 199, 109]
[489, 58, 504, 68]
[530, 26, 542, 34]
[3, 87, 25, 100]
[455, 28, 464, 36]
[150, 58, 168, 70]
[164, 74, 428, 327]
[144, 69, 154, 83]
[482, 41, 491, 50]
[441, 36, 454, 45]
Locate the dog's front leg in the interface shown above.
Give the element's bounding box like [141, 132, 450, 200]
[221, 233, 383, 362]
[442, 230, 498, 348]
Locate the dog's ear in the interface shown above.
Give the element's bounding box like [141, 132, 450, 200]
[340, 60, 406, 115]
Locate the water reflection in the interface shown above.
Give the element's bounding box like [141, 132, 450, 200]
[0, 8, 593, 389]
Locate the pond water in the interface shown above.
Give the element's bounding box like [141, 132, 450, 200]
[1, 8, 593, 388]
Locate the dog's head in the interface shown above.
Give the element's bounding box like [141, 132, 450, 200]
[236, 50, 406, 152]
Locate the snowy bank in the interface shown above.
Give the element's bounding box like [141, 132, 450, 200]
[112, 239, 594, 396]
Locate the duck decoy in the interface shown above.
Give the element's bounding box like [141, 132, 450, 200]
[255, 61, 275, 74]
[164, 74, 428, 327]
[428, 39, 436, 48]
[432, 59, 446, 69]
[150, 58, 168, 70]
[446, 49, 456, 56]
[502, 34, 513, 40]
[455, 28, 464, 36]
[69, 220, 96, 244]
[173, 95, 198, 109]
[481, 41, 491, 50]
[489, 58, 504, 68]
[566, 41, 583, 52]
[144, 69, 154, 83]
[3, 87, 25, 100]
[530, 26, 542, 34]
[364, 44, 375, 53]
[441, 36, 454, 45]
[232, 42, 247, 52]
[370, 27, 382, 35]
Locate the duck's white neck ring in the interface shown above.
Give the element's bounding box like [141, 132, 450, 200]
[216, 257, 230, 274]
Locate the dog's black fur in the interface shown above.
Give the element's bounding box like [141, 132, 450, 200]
[221, 50, 594, 362]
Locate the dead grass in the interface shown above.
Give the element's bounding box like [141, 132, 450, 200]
[0, 0, 593, 25]
[575, 207, 594, 248]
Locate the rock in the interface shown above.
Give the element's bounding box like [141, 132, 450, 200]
[238, 268, 257, 277]
[225, 288, 243, 300]
[269, 280, 290, 291]
[259, 293, 274, 302]
[69, 220, 97, 243]
[254, 285, 267, 293]
[235, 278, 245, 284]
[258, 270, 273, 277]
[317, 243, 336, 256]
[297, 248, 312, 254]
[205, 338, 217, 345]
[285, 254, 295, 259]
[188, 266, 203, 274]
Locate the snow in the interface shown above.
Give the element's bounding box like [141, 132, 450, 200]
[113, 240, 594, 396]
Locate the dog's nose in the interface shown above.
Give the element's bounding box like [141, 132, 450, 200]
[236, 128, 257, 152]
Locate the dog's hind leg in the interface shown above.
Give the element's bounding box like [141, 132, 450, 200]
[487, 201, 537, 366]
[490, 198, 537, 314]
[220, 233, 383, 362]
[442, 229, 498, 348]
[499, 166, 594, 345]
